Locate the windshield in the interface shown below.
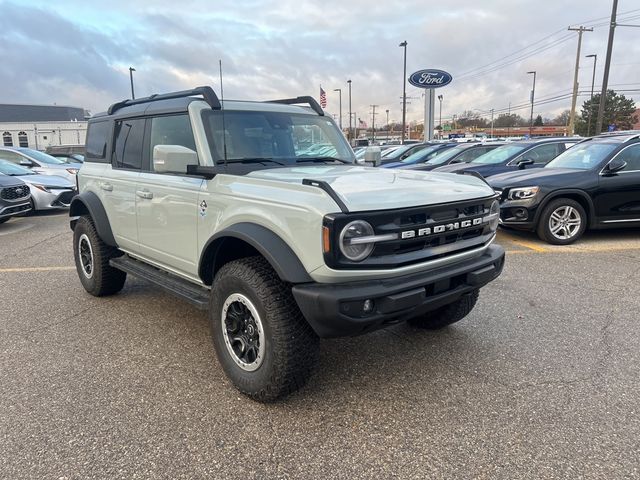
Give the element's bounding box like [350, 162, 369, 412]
[21, 148, 66, 165]
[545, 142, 618, 170]
[400, 145, 444, 164]
[423, 146, 468, 166]
[202, 110, 354, 165]
[471, 144, 527, 164]
[0, 159, 34, 175]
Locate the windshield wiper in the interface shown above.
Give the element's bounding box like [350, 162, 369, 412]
[296, 157, 350, 164]
[225, 158, 287, 166]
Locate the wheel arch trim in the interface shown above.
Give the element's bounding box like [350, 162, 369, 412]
[199, 223, 313, 285]
[69, 192, 117, 247]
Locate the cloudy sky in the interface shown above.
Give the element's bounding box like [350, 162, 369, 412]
[1, 0, 638, 125]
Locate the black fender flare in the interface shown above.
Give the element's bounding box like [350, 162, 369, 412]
[533, 189, 596, 227]
[200, 223, 313, 284]
[69, 191, 117, 246]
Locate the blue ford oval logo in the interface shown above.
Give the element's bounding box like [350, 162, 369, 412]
[408, 69, 453, 89]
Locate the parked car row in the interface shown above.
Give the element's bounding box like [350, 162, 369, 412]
[357, 131, 640, 245]
[0, 147, 79, 224]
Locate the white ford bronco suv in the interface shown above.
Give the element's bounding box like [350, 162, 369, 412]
[70, 87, 504, 401]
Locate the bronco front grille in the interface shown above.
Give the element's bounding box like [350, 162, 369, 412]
[324, 196, 497, 269]
[1, 185, 30, 201]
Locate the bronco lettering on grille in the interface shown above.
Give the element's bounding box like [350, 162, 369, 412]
[400, 217, 483, 239]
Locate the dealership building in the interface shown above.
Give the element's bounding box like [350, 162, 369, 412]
[0, 104, 88, 151]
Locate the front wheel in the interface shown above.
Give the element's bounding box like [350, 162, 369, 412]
[209, 256, 319, 402]
[536, 198, 587, 245]
[408, 290, 479, 330]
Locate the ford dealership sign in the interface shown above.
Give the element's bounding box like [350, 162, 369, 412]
[408, 69, 453, 89]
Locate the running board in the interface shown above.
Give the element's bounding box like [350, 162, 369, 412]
[109, 255, 209, 310]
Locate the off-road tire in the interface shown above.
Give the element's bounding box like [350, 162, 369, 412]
[73, 215, 126, 296]
[408, 289, 479, 330]
[536, 198, 587, 245]
[209, 256, 319, 402]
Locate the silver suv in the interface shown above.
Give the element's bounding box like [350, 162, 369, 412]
[70, 87, 504, 401]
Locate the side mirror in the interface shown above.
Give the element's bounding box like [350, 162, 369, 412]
[517, 158, 535, 169]
[153, 145, 198, 174]
[364, 146, 382, 167]
[19, 159, 34, 167]
[602, 158, 627, 176]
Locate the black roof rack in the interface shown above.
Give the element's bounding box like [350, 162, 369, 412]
[107, 86, 222, 115]
[266, 96, 324, 116]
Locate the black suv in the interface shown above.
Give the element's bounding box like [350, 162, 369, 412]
[434, 137, 579, 177]
[489, 131, 640, 244]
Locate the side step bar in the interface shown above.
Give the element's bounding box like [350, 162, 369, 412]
[110, 255, 210, 310]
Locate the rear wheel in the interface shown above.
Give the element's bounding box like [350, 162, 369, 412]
[409, 290, 479, 330]
[73, 216, 126, 296]
[209, 256, 319, 402]
[536, 198, 586, 245]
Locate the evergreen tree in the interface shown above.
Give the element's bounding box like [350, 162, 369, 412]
[577, 89, 637, 136]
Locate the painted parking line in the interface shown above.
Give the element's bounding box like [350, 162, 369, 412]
[505, 238, 549, 253]
[0, 266, 76, 273]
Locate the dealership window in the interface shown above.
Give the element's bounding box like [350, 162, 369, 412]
[2, 131, 12, 146]
[17, 131, 28, 147]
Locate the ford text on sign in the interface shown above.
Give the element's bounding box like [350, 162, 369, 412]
[408, 69, 453, 89]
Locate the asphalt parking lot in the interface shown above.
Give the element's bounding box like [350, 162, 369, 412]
[1, 212, 639, 479]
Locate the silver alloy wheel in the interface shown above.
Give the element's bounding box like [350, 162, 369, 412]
[221, 293, 265, 372]
[78, 233, 94, 279]
[549, 205, 582, 240]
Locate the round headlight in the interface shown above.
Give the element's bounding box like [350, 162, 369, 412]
[339, 220, 375, 262]
[489, 200, 500, 231]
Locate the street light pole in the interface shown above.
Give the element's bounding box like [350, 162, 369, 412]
[129, 67, 136, 99]
[490, 108, 494, 138]
[527, 70, 537, 137]
[586, 54, 598, 136]
[333, 88, 342, 130]
[399, 41, 408, 143]
[437, 94, 443, 139]
[347, 80, 352, 144]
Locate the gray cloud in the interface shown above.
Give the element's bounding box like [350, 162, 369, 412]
[1, 0, 638, 124]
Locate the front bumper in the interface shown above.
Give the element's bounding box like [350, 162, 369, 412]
[292, 244, 505, 338]
[32, 188, 75, 210]
[0, 201, 31, 219]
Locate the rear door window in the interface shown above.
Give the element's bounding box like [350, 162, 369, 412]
[112, 119, 146, 170]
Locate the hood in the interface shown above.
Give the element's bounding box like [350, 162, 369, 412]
[489, 168, 588, 189]
[433, 162, 475, 173]
[247, 165, 495, 212]
[16, 173, 75, 188]
[0, 174, 27, 187]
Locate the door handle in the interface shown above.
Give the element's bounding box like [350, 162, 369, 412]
[100, 182, 113, 191]
[136, 190, 153, 199]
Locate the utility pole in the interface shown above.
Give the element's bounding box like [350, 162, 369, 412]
[333, 88, 342, 130]
[129, 67, 136, 99]
[370, 105, 379, 144]
[399, 41, 408, 143]
[385, 109, 389, 140]
[507, 101, 511, 137]
[586, 54, 598, 135]
[567, 26, 593, 136]
[596, 0, 618, 134]
[347, 80, 352, 144]
[527, 71, 537, 137]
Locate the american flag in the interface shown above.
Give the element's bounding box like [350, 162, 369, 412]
[319, 86, 327, 108]
[358, 118, 367, 128]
